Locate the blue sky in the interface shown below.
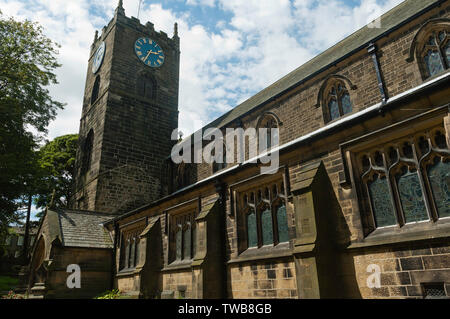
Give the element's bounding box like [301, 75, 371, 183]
[0, 0, 405, 220]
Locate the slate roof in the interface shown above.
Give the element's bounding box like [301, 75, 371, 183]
[47, 209, 116, 249]
[192, 0, 441, 134]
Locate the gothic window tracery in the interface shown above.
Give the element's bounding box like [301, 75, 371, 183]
[239, 180, 289, 250]
[257, 114, 280, 152]
[358, 127, 450, 231]
[324, 80, 353, 122]
[170, 211, 196, 263]
[212, 142, 227, 173]
[419, 29, 450, 78]
[119, 228, 142, 270]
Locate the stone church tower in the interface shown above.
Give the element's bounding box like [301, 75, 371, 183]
[72, 1, 180, 214]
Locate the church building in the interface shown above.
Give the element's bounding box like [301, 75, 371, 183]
[27, 0, 450, 299]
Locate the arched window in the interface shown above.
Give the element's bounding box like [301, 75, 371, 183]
[169, 211, 196, 263]
[257, 113, 280, 152]
[183, 221, 192, 260]
[91, 75, 100, 104]
[427, 157, 450, 218]
[239, 180, 289, 250]
[260, 204, 273, 246]
[246, 208, 258, 248]
[124, 238, 130, 268]
[367, 173, 397, 227]
[212, 143, 227, 173]
[274, 200, 289, 243]
[137, 73, 157, 99]
[175, 223, 182, 261]
[81, 129, 94, 174]
[175, 163, 191, 189]
[407, 19, 450, 80]
[129, 238, 136, 268]
[420, 30, 450, 78]
[325, 80, 353, 122]
[119, 231, 142, 271]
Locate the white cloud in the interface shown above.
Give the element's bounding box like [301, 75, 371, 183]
[0, 0, 405, 139]
[186, 0, 216, 7]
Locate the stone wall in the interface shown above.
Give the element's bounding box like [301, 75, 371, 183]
[45, 247, 112, 299]
[162, 269, 193, 298]
[350, 242, 450, 298]
[228, 259, 297, 299]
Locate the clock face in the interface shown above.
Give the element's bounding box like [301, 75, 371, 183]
[134, 38, 165, 68]
[92, 41, 106, 74]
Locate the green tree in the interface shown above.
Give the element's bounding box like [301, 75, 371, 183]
[0, 10, 64, 236]
[35, 134, 78, 215]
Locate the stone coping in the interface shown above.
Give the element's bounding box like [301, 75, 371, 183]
[347, 218, 450, 250]
[161, 260, 193, 272]
[227, 243, 293, 264]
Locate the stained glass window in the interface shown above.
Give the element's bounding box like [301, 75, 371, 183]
[427, 159, 450, 218]
[261, 208, 273, 246]
[135, 239, 140, 267]
[368, 175, 396, 227]
[328, 99, 340, 121]
[241, 181, 288, 250]
[397, 168, 428, 223]
[183, 226, 191, 259]
[421, 30, 450, 79]
[424, 50, 444, 77]
[247, 209, 258, 248]
[259, 116, 278, 151]
[129, 239, 136, 268]
[360, 129, 450, 230]
[341, 93, 352, 115]
[326, 81, 353, 122]
[276, 204, 289, 242]
[445, 41, 450, 65]
[124, 240, 130, 268]
[192, 226, 197, 258]
[176, 226, 182, 260]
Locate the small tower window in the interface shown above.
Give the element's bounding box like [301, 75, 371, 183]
[81, 129, 94, 174]
[137, 73, 157, 99]
[91, 76, 100, 104]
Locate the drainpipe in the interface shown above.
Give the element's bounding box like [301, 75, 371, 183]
[368, 43, 388, 114]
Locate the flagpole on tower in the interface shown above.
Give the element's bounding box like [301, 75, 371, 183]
[137, 0, 143, 19]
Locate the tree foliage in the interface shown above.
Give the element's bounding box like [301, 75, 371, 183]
[35, 134, 78, 214]
[0, 10, 64, 235]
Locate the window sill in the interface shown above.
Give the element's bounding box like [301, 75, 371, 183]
[228, 242, 292, 264]
[116, 268, 137, 277]
[348, 218, 450, 250]
[162, 259, 193, 272]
